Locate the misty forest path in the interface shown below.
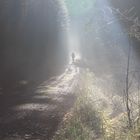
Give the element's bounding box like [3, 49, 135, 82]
[0, 64, 79, 140]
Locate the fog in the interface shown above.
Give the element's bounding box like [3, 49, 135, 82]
[67, 0, 140, 96]
[1, 0, 140, 139]
[0, 0, 69, 88]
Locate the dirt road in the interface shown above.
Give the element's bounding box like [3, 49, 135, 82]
[0, 64, 79, 140]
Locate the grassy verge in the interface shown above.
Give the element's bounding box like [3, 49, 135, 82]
[53, 71, 102, 140]
[53, 71, 140, 140]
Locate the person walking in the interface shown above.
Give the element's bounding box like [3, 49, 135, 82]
[72, 52, 75, 63]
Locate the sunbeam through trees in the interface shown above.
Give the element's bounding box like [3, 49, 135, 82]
[1, 0, 140, 140]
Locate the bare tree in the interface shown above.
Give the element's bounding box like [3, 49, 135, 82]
[124, 38, 132, 128]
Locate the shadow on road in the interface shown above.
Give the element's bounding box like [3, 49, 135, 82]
[0, 65, 79, 140]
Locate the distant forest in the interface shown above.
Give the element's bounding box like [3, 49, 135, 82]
[0, 0, 68, 88]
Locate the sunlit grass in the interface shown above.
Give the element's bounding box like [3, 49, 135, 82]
[52, 70, 140, 140]
[53, 71, 102, 140]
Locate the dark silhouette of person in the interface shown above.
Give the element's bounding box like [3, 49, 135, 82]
[72, 52, 75, 62]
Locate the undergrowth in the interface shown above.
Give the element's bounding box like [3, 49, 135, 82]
[53, 71, 140, 140]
